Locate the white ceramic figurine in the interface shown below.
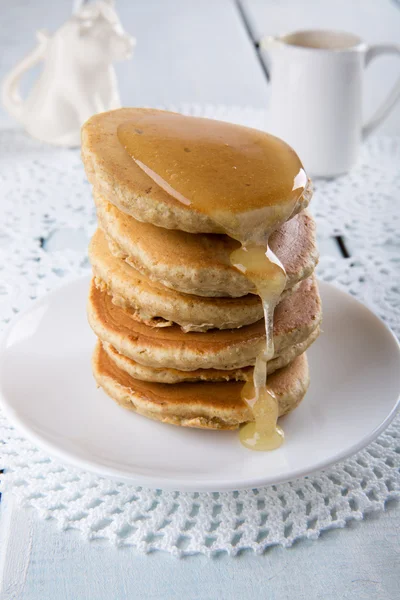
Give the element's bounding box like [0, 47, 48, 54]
[2, 0, 135, 146]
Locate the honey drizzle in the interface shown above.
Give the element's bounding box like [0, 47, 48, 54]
[230, 245, 286, 450]
[117, 111, 307, 451]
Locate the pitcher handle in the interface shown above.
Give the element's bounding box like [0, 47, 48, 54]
[362, 44, 400, 139]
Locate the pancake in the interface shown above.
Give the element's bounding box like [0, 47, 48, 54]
[102, 325, 319, 383]
[90, 228, 301, 332]
[89, 228, 265, 332]
[95, 192, 318, 298]
[87, 276, 321, 371]
[93, 342, 310, 429]
[82, 108, 313, 235]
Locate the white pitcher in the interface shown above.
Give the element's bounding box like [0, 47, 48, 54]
[263, 29, 400, 177]
[2, 0, 135, 147]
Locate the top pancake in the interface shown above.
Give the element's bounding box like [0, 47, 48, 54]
[81, 108, 313, 234]
[95, 192, 318, 298]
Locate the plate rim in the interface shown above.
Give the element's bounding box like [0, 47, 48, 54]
[0, 276, 399, 492]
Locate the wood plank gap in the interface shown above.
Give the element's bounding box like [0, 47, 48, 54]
[234, 0, 270, 80]
[334, 235, 350, 258]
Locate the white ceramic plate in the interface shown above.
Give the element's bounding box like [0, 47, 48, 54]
[0, 277, 399, 492]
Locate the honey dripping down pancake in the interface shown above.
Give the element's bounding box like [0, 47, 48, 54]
[117, 112, 308, 451]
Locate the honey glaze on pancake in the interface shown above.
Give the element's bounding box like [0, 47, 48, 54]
[117, 111, 307, 451]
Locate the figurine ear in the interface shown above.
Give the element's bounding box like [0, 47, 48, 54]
[73, 0, 84, 15]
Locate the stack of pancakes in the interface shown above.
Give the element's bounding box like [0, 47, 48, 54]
[83, 109, 322, 431]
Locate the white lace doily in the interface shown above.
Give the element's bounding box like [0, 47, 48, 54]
[0, 106, 399, 557]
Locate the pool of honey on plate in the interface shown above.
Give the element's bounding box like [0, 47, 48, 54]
[117, 110, 307, 450]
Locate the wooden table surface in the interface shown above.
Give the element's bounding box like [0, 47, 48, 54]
[0, 1, 399, 598]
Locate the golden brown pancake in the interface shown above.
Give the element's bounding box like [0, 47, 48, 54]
[89, 228, 265, 332]
[87, 276, 321, 371]
[95, 192, 318, 297]
[102, 324, 319, 383]
[82, 108, 313, 235]
[93, 342, 310, 429]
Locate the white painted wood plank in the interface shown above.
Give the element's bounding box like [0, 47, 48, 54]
[0, 496, 33, 600]
[116, 0, 269, 108]
[241, 0, 400, 134]
[0, 0, 270, 130]
[1, 499, 398, 600]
